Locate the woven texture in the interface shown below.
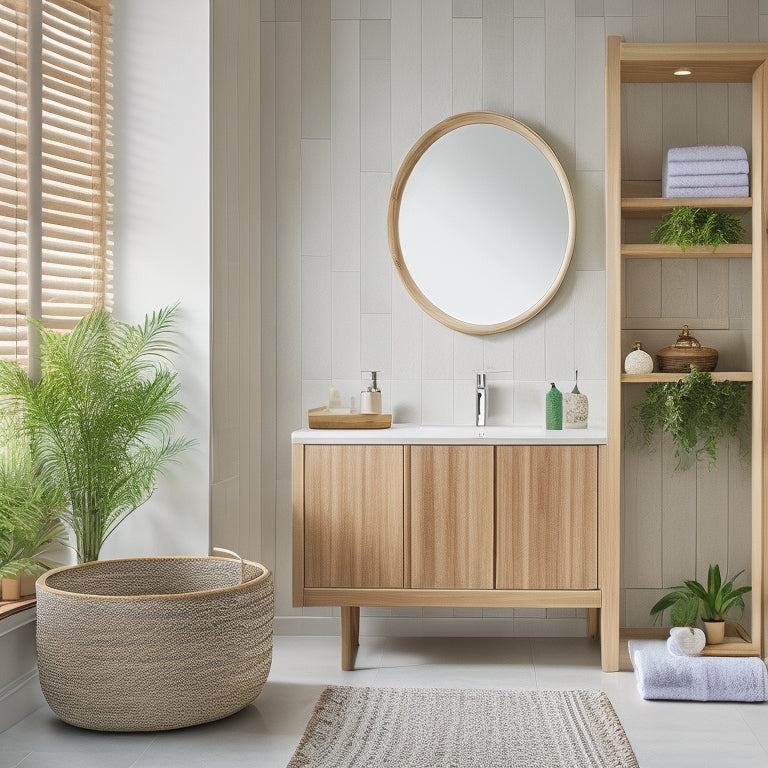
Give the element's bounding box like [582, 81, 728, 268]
[36, 557, 273, 732]
[288, 686, 639, 768]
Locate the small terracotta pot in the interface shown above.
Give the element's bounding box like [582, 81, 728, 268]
[1, 578, 21, 601]
[703, 619, 725, 645]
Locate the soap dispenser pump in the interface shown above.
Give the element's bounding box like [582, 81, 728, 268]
[360, 371, 382, 415]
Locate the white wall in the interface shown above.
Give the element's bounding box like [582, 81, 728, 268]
[103, 0, 211, 558]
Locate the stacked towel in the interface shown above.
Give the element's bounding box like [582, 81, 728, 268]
[629, 639, 768, 701]
[662, 145, 749, 198]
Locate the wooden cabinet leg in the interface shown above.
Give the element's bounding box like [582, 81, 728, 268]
[588, 608, 599, 639]
[341, 606, 360, 671]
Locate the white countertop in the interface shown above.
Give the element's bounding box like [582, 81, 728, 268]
[292, 424, 607, 445]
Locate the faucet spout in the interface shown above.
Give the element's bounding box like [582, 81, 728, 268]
[475, 372, 487, 427]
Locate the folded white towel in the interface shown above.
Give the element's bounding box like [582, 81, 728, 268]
[629, 639, 768, 701]
[667, 627, 706, 656]
[668, 145, 748, 162]
[666, 159, 750, 176]
[664, 185, 749, 198]
[666, 173, 748, 189]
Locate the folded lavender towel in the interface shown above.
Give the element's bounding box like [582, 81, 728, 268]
[629, 639, 768, 701]
[666, 173, 748, 189]
[667, 145, 748, 162]
[666, 159, 750, 176]
[665, 185, 749, 198]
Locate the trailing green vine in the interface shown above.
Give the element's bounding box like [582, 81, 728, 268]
[631, 369, 750, 470]
[650, 206, 744, 250]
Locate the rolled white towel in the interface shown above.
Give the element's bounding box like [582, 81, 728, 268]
[667, 145, 748, 162]
[666, 159, 750, 176]
[667, 626, 706, 657]
[666, 173, 748, 189]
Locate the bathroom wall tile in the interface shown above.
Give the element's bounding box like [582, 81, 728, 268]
[362, 0, 391, 18]
[575, 19, 605, 173]
[391, 274, 423, 378]
[324, 377, 361, 412]
[662, 82, 697, 154]
[577, 0, 604, 16]
[624, 84, 662, 180]
[453, 0, 481, 17]
[514, 607, 546, 619]
[605, 0, 631, 14]
[697, 83, 729, 146]
[391, 379, 422, 423]
[391, 607, 425, 617]
[332, 269, 362, 379]
[513, 381, 545, 426]
[482, 0, 514, 115]
[761, 0, 768, 13]
[261, 0, 276, 22]
[515, 0, 544, 17]
[453, 332, 484, 380]
[422, 316, 454, 379]
[332, 0, 360, 19]
[301, 256, 332, 379]
[422, 0, 453, 130]
[728, 82, 752, 152]
[513, 17, 546, 130]
[545, 0, 575, 172]
[727, 439, 752, 583]
[453, 607, 483, 618]
[487, 379, 514, 424]
[361, 606, 392, 616]
[301, 139, 332, 256]
[696, 0, 727, 14]
[422, 607, 456, 618]
[301, 0, 331, 138]
[452, 18, 482, 113]
[361, 58, 391, 171]
[605, 15, 633, 38]
[579, 379, 605, 427]
[696, 14, 728, 40]
[302, 378, 332, 421]
[483, 607, 515, 618]
[625, 259, 661, 319]
[361, 313, 392, 378]
[361, 18, 390, 58]
[421, 379, 454, 424]
[453, 378, 476, 425]
[572, 171, 605, 271]
[633, 0, 663, 42]
[390, 0, 421, 170]
[698, 259, 728, 322]
[729, 258, 751, 326]
[729, 0, 759, 40]
[761, 13, 768, 40]
[624, 589, 666, 628]
[696, 453, 730, 582]
[276, 0, 300, 21]
[361, 172, 393, 314]
[512, 312, 545, 381]
[483, 333, 514, 378]
[661, 259, 697, 319]
[664, 0, 695, 41]
[545, 272, 576, 382]
[547, 608, 577, 618]
[331, 20, 360, 271]
[574, 270, 606, 381]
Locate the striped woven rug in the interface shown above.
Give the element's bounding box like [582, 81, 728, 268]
[287, 686, 638, 768]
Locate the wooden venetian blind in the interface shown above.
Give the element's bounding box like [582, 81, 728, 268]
[0, 0, 112, 369]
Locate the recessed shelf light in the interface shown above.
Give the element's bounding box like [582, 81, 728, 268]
[674, 68, 692, 76]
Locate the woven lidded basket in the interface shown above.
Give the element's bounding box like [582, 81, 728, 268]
[36, 556, 273, 732]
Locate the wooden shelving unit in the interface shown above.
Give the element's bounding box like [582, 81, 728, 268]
[604, 38, 768, 672]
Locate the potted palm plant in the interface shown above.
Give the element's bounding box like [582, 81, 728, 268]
[650, 563, 751, 645]
[0, 306, 191, 563]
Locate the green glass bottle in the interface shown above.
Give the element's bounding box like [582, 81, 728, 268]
[545, 382, 562, 430]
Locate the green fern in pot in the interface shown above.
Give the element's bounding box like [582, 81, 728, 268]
[650, 206, 744, 250]
[0, 306, 192, 563]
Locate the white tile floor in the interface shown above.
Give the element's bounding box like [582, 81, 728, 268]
[2, 634, 767, 767]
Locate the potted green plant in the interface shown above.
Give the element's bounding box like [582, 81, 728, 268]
[650, 206, 744, 250]
[0, 306, 191, 563]
[631, 368, 750, 469]
[0, 429, 66, 599]
[650, 564, 751, 645]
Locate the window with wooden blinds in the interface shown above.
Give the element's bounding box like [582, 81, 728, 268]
[0, 0, 111, 369]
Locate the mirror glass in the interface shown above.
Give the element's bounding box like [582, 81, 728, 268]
[389, 112, 575, 335]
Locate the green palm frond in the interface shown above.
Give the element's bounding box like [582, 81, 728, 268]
[0, 305, 192, 563]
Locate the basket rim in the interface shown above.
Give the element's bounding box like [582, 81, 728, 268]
[36, 555, 271, 602]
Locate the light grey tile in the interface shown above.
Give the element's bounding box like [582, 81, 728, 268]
[453, 329, 484, 380]
[512, 312, 546, 381]
[633, 0, 663, 41]
[276, 0, 300, 21]
[729, 0, 759, 40]
[301, 256, 332, 379]
[696, 0, 727, 13]
[452, 377, 476, 425]
[624, 84, 662, 180]
[331, 20, 360, 271]
[482, 0, 514, 114]
[421, 0, 453, 130]
[391, 0, 422, 170]
[572, 171, 606, 271]
[662, 82, 697, 155]
[484, 332, 515, 377]
[605, 0, 632, 14]
[391, 274, 423, 379]
[661, 259, 697, 319]
[515, 0, 544, 17]
[697, 14, 729, 39]
[513, 17, 546, 130]
[361, 18, 390, 58]
[575, 19, 606, 173]
[698, 259, 728, 322]
[261, 0, 276, 22]
[728, 82, 752, 154]
[391, 378, 422, 423]
[761, 12, 768, 39]
[576, 0, 604, 15]
[331, 269, 361, 379]
[361, 172, 393, 314]
[664, 0, 696, 41]
[574, 270, 606, 381]
[452, 18, 483, 113]
[331, 0, 360, 19]
[453, 0, 482, 17]
[697, 83, 729, 146]
[487, 379, 515, 424]
[361, 313, 392, 376]
[361, 58, 391, 171]
[729, 258, 751, 324]
[696, 449, 730, 580]
[422, 317, 454, 379]
[513, 381, 546, 426]
[420, 379, 454, 424]
[301, 0, 331, 138]
[605, 15, 633, 37]
[362, 0, 391, 18]
[300, 139, 332, 256]
[545, 0, 575, 171]
[544, 272, 576, 382]
[625, 259, 661, 319]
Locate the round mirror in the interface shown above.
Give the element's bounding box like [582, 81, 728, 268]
[388, 111, 575, 335]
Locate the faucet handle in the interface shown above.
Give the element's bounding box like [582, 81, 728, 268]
[476, 371, 486, 388]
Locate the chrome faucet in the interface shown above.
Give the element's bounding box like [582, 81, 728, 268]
[475, 372, 487, 426]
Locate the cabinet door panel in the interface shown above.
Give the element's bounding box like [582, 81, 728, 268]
[304, 445, 404, 588]
[410, 445, 494, 589]
[496, 445, 598, 590]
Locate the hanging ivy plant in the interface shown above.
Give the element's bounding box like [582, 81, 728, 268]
[650, 206, 744, 250]
[631, 369, 750, 470]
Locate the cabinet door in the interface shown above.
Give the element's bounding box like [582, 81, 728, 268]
[410, 445, 494, 589]
[304, 445, 404, 588]
[496, 445, 597, 590]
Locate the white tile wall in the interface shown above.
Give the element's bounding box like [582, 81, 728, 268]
[251, 0, 767, 634]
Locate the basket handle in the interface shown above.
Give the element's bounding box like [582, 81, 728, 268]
[212, 547, 245, 583]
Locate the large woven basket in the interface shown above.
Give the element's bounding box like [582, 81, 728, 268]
[36, 556, 273, 732]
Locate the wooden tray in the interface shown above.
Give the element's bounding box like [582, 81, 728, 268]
[308, 406, 392, 429]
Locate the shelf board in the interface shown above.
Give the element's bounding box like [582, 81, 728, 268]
[621, 197, 752, 218]
[621, 243, 751, 259]
[621, 371, 753, 383]
[0, 597, 35, 620]
[619, 624, 755, 671]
